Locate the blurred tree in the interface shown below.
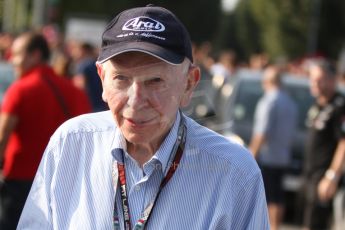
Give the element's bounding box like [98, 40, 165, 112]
[5, 0, 343, 62]
[231, 0, 311, 61]
[222, 0, 345, 62]
[231, 0, 261, 61]
[253, 0, 311, 60]
[59, 0, 221, 44]
[317, 0, 345, 59]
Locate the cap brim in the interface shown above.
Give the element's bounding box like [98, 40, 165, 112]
[97, 42, 185, 65]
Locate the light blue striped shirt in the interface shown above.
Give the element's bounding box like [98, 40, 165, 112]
[18, 111, 269, 229]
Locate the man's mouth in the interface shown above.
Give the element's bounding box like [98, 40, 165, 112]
[125, 117, 156, 126]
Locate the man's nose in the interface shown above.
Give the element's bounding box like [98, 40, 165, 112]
[127, 82, 148, 107]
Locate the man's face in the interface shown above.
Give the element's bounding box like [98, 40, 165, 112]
[99, 52, 197, 148]
[10, 36, 34, 78]
[309, 65, 335, 98]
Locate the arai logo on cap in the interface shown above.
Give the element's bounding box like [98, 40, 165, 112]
[122, 16, 165, 32]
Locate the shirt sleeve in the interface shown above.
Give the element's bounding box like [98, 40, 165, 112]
[253, 97, 274, 135]
[1, 83, 22, 115]
[17, 140, 58, 230]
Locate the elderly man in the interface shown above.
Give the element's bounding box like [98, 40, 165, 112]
[18, 5, 269, 229]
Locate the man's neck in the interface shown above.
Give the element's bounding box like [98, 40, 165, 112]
[126, 143, 157, 167]
[125, 112, 180, 167]
[20, 63, 47, 79]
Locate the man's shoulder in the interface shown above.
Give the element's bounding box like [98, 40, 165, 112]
[1, 77, 32, 107]
[185, 116, 245, 151]
[184, 116, 259, 173]
[7, 75, 36, 90]
[53, 110, 115, 138]
[258, 92, 276, 108]
[9, 67, 49, 91]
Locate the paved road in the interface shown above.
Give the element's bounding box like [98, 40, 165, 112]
[281, 225, 301, 230]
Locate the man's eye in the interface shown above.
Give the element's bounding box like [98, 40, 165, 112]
[145, 78, 166, 90]
[149, 77, 163, 84]
[111, 75, 131, 88]
[114, 75, 128, 81]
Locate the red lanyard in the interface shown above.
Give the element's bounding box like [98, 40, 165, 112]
[113, 118, 186, 230]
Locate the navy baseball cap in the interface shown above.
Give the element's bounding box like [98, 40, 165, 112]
[97, 5, 193, 65]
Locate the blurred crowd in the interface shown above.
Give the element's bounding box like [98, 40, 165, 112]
[1, 25, 345, 93]
[0, 25, 107, 112]
[192, 40, 345, 230]
[192, 40, 345, 85]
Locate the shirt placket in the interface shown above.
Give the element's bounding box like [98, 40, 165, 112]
[126, 157, 163, 228]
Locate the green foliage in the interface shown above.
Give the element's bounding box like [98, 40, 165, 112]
[59, 0, 221, 43]
[232, 0, 261, 60]
[229, 0, 345, 61]
[231, 0, 312, 61]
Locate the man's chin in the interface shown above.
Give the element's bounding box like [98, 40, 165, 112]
[122, 128, 167, 149]
[125, 135, 157, 149]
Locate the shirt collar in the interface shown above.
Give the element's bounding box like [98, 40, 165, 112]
[111, 127, 127, 163]
[111, 111, 181, 172]
[150, 111, 181, 173]
[265, 89, 278, 97]
[21, 64, 52, 79]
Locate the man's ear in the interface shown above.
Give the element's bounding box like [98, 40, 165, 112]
[180, 65, 200, 107]
[96, 63, 107, 103]
[96, 63, 104, 81]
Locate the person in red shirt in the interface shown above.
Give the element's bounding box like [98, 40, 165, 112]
[0, 32, 92, 229]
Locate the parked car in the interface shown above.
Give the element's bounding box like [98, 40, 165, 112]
[182, 71, 219, 127]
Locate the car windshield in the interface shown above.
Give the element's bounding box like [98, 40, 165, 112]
[231, 75, 314, 131]
[232, 80, 262, 124]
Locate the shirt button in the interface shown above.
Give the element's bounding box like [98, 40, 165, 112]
[135, 185, 141, 191]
